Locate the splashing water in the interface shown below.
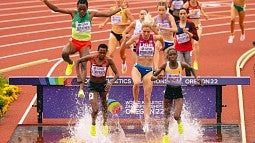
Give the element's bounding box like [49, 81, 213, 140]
[59, 100, 126, 143]
[167, 105, 204, 143]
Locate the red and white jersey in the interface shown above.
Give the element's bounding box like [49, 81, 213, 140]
[136, 34, 155, 57]
[90, 55, 109, 78]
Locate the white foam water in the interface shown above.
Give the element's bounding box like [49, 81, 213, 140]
[61, 101, 126, 143]
[167, 105, 204, 143]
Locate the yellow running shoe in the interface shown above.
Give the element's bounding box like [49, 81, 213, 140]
[163, 134, 169, 143]
[178, 121, 184, 135]
[65, 61, 74, 76]
[102, 125, 109, 136]
[193, 61, 198, 70]
[90, 125, 96, 136]
[78, 89, 85, 98]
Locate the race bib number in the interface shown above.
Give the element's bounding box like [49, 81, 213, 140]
[166, 73, 182, 86]
[111, 16, 122, 24]
[158, 23, 170, 33]
[176, 33, 190, 44]
[138, 45, 154, 57]
[76, 22, 91, 33]
[91, 65, 107, 77]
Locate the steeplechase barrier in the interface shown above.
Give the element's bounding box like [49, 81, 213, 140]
[9, 76, 250, 124]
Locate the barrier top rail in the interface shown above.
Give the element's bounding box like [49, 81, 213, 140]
[9, 76, 250, 86]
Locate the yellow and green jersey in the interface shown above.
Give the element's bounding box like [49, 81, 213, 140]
[72, 11, 91, 41]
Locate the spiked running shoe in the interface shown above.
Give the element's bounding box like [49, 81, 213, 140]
[65, 61, 74, 76]
[78, 89, 85, 98]
[178, 121, 184, 135]
[228, 35, 234, 44]
[90, 125, 96, 136]
[193, 61, 198, 70]
[103, 125, 109, 136]
[240, 34, 245, 41]
[163, 134, 169, 143]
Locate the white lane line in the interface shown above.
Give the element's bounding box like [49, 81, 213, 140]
[1, 27, 255, 60]
[0, 46, 62, 59]
[0, 32, 110, 49]
[203, 27, 255, 36]
[1, 15, 255, 49]
[18, 58, 63, 125]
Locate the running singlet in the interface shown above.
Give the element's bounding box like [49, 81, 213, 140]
[175, 21, 197, 51]
[72, 11, 91, 41]
[136, 34, 155, 57]
[156, 14, 171, 34]
[187, 1, 201, 19]
[90, 55, 109, 78]
[165, 61, 182, 86]
[110, 7, 129, 24]
[133, 20, 142, 35]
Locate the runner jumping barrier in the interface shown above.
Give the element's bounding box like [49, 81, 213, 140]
[9, 76, 250, 124]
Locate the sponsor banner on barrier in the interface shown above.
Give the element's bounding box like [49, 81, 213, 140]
[9, 76, 250, 86]
[43, 85, 216, 119]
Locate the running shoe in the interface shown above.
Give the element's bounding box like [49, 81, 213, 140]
[78, 89, 85, 98]
[228, 35, 234, 44]
[163, 134, 169, 143]
[121, 61, 127, 74]
[178, 121, 184, 135]
[130, 102, 138, 114]
[193, 61, 198, 70]
[103, 125, 109, 136]
[240, 34, 245, 41]
[143, 123, 149, 132]
[90, 125, 96, 136]
[65, 61, 74, 76]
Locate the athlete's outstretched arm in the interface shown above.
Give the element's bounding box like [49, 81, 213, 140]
[41, 0, 74, 15]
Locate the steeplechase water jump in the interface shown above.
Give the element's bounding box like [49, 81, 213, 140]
[2, 0, 255, 143]
[8, 76, 250, 142]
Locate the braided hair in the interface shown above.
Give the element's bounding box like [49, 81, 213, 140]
[77, 0, 88, 7]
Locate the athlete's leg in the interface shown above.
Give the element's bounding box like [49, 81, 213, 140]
[184, 51, 192, 76]
[142, 71, 153, 124]
[174, 98, 184, 134]
[62, 42, 77, 75]
[239, 10, 245, 39]
[89, 91, 99, 125]
[107, 33, 119, 76]
[193, 28, 202, 70]
[89, 91, 99, 136]
[78, 45, 90, 92]
[130, 66, 141, 113]
[62, 42, 77, 64]
[230, 4, 237, 35]
[100, 91, 109, 126]
[154, 40, 162, 70]
[163, 98, 173, 135]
